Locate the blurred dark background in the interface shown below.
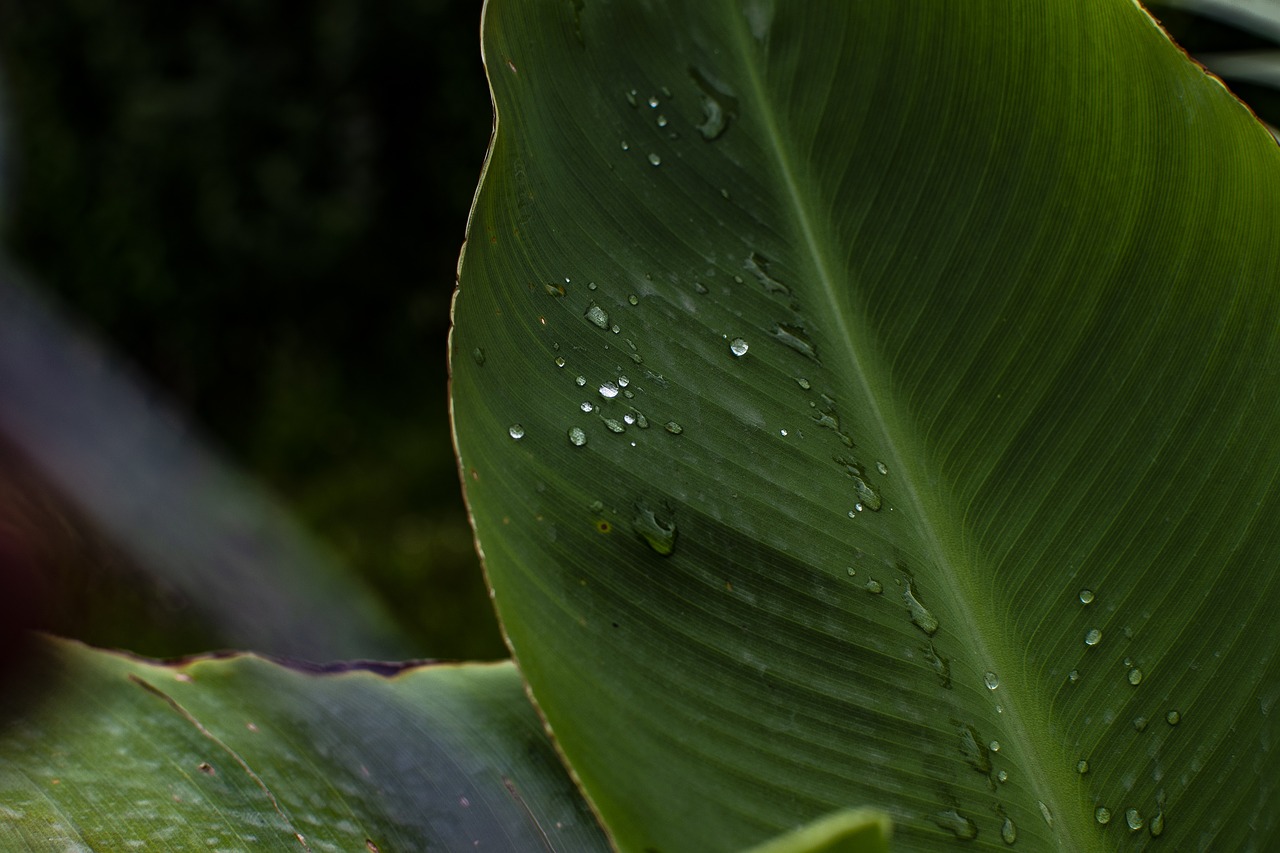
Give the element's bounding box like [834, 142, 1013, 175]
[0, 1, 1274, 664]
[0, 0, 503, 660]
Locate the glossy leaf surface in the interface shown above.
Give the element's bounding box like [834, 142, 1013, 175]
[452, 0, 1280, 850]
[0, 638, 608, 851]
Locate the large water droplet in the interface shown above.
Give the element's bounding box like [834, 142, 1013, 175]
[1165, 709, 1181, 725]
[628, 294, 639, 306]
[568, 427, 587, 447]
[581, 401, 595, 413]
[730, 337, 749, 357]
[865, 578, 883, 594]
[1037, 801, 1053, 828]
[647, 152, 662, 167]
[984, 671, 1000, 690]
[1084, 628, 1102, 646]
[688, 66, 738, 141]
[957, 723, 992, 775]
[632, 502, 677, 556]
[1128, 667, 1143, 685]
[1149, 811, 1164, 837]
[924, 642, 951, 688]
[602, 418, 625, 433]
[599, 381, 619, 399]
[575, 375, 587, 387]
[904, 579, 939, 636]
[1095, 807, 1112, 825]
[771, 322, 820, 361]
[1124, 808, 1144, 831]
[876, 461, 889, 475]
[1079, 588, 1095, 605]
[664, 421, 683, 434]
[508, 424, 525, 440]
[1000, 817, 1016, 845]
[743, 252, 791, 296]
[988, 740, 1001, 753]
[585, 304, 610, 328]
[647, 95, 659, 108]
[931, 809, 978, 841]
[555, 356, 566, 368]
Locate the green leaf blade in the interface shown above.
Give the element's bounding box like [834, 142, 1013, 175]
[0, 638, 609, 852]
[454, 1, 1280, 850]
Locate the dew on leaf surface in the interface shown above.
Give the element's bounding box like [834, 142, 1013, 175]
[1128, 667, 1143, 685]
[471, 347, 486, 366]
[647, 152, 662, 166]
[903, 579, 939, 636]
[1166, 709, 1180, 725]
[1095, 807, 1111, 825]
[1000, 818, 1016, 844]
[983, 671, 1000, 690]
[1085, 628, 1102, 646]
[1077, 759, 1089, 774]
[599, 381, 619, 399]
[876, 461, 888, 475]
[865, 578, 883, 594]
[567, 427, 587, 447]
[1125, 808, 1144, 831]
[1038, 801, 1053, 827]
[508, 424, 525, 440]
[632, 502, 677, 556]
[602, 418, 625, 434]
[585, 305, 610, 328]
[930, 809, 978, 841]
[664, 421, 683, 434]
[729, 337, 749, 357]
[1079, 588, 1095, 604]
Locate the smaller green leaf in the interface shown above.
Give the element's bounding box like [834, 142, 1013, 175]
[0, 636, 608, 852]
[742, 809, 892, 853]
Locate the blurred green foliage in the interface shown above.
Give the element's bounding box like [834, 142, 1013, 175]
[0, 0, 504, 660]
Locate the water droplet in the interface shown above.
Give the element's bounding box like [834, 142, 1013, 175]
[627, 294, 638, 306]
[1000, 817, 1016, 845]
[854, 502, 863, 512]
[599, 381, 619, 399]
[683, 64, 738, 140]
[568, 427, 587, 447]
[1038, 801, 1053, 827]
[876, 461, 888, 475]
[632, 502, 676, 556]
[1095, 807, 1111, 825]
[1079, 588, 1095, 604]
[623, 413, 635, 425]
[1128, 667, 1143, 685]
[984, 671, 1000, 690]
[626, 89, 638, 108]
[1133, 715, 1149, 732]
[1165, 709, 1180, 725]
[930, 809, 978, 841]
[996, 769, 1008, 783]
[611, 324, 620, 334]
[575, 376, 587, 388]
[924, 642, 951, 688]
[580, 401, 595, 413]
[865, 579, 883, 594]
[620, 140, 630, 151]
[779, 429, 788, 437]
[664, 421, 683, 434]
[602, 418, 625, 433]
[957, 723, 991, 775]
[729, 337, 749, 356]
[988, 740, 1001, 752]
[1125, 808, 1144, 831]
[771, 322, 819, 361]
[656, 114, 668, 128]
[633, 412, 649, 428]
[1068, 669, 1080, 683]
[544, 282, 566, 297]
[588, 281, 598, 290]
[585, 304, 610, 328]
[647, 95, 659, 108]
[903, 579, 939, 636]
[1149, 811, 1164, 837]
[647, 152, 661, 167]
[743, 252, 791, 296]
[1084, 628, 1102, 646]
[471, 347, 486, 366]
[508, 424, 525, 440]
[795, 376, 811, 389]
[555, 356, 566, 368]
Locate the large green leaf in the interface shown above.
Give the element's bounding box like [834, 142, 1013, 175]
[451, 0, 1280, 850]
[0, 637, 608, 851]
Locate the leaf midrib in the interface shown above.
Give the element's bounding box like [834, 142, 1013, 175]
[728, 9, 1087, 849]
